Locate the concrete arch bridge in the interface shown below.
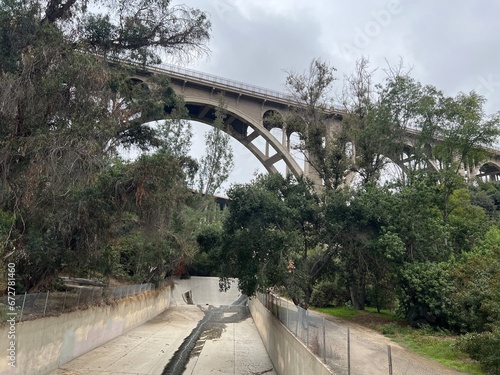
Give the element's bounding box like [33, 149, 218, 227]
[128, 61, 500, 185]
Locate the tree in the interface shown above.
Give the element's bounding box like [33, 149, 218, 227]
[453, 227, 500, 332]
[324, 184, 403, 310]
[284, 59, 348, 189]
[0, 0, 211, 290]
[220, 173, 334, 306]
[196, 95, 234, 196]
[220, 174, 294, 296]
[46, 0, 211, 64]
[398, 261, 457, 327]
[341, 58, 396, 185]
[427, 92, 500, 226]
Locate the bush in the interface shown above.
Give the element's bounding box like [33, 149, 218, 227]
[382, 322, 399, 335]
[398, 261, 458, 328]
[366, 282, 395, 313]
[458, 326, 500, 375]
[311, 281, 349, 307]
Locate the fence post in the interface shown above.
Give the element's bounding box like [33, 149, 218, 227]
[278, 297, 281, 320]
[43, 291, 49, 316]
[19, 292, 27, 322]
[295, 306, 299, 336]
[347, 327, 351, 375]
[323, 317, 326, 363]
[388, 345, 393, 375]
[306, 310, 309, 346]
[286, 300, 289, 328]
[91, 287, 95, 304]
[63, 290, 67, 312]
[77, 289, 81, 308]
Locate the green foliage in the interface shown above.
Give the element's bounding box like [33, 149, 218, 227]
[398, 261, 458, 327]
[315, 306, 360, 319]
[470, 182, 500, 217]
[221, 173, 323, 302]
[382, 322, 400, 335]
[384, 326, 484, 375]
[448, 189, 489, 253]
[0, 0, 212, 290]
[310, 281, 349, 307]
[452, 227, 500, 332]
[285, 59, 346, 189]
[324, 184, 399, 310]
[458, 327, 500, 375]
[189, 225, 224, 276]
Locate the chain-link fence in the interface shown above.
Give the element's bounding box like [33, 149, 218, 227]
[1, 283, 154, 323]
[257, 292, 445, 375]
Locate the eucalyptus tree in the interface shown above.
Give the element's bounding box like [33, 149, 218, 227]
[0, 0, 211, 290]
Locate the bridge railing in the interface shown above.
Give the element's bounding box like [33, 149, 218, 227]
[110, 56, 500, 153]
[151, 61, 298, 103]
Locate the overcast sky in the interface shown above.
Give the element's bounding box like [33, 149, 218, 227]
[169, 0, 500, 194]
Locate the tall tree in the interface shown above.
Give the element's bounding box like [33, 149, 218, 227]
[196, 95, 234, 196]
[0, 0, 211, 290]
[220, 173, 330, 306]
[285, 59, 349, 190]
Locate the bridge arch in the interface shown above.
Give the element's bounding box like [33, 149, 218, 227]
[263, 109, 285, 130]
[181, 95, 303, 177]
[477, 161, 500, 181]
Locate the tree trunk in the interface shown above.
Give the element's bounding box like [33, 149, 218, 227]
[349, 272, 366, 310]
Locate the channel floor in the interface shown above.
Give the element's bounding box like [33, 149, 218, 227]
[53, 278, 276, 375]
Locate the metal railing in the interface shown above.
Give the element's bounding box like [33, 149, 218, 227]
[146, 61, 500, 153]
[153, 61, 296, 103]
[110, 55, 500, 153]
[1, 283, 154, 323]
[257, 292, 446, 375]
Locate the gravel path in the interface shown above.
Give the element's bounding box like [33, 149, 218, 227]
[264, 294, 470, 375]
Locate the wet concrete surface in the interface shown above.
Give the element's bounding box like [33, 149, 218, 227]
[54, 277, 276, 375]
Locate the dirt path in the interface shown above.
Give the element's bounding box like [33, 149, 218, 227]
[309, 309, 470, 375]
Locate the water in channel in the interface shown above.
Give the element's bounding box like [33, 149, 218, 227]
[161, 295, 249, 375]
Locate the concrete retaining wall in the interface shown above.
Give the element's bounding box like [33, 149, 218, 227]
[0, 287, 171, 375]
[249, 297, 333, 375]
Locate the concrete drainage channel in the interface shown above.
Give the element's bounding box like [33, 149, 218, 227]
[52, 277, 276, 375]
[162, 296, 249, 375]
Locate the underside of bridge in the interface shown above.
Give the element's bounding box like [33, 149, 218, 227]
[184, 103, 248, 138]
[477, 162, 500, 181]
[180, 96, 304, 179]
[130, 64, 500, 186]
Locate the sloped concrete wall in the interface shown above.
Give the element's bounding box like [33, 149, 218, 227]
[249, 297, 333, 375]
[0, 287, 171, 375]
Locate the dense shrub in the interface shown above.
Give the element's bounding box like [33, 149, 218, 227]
[311, 281, 349, 307]
[398, 261, 458, 327]
[458, 326, 500, 375]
